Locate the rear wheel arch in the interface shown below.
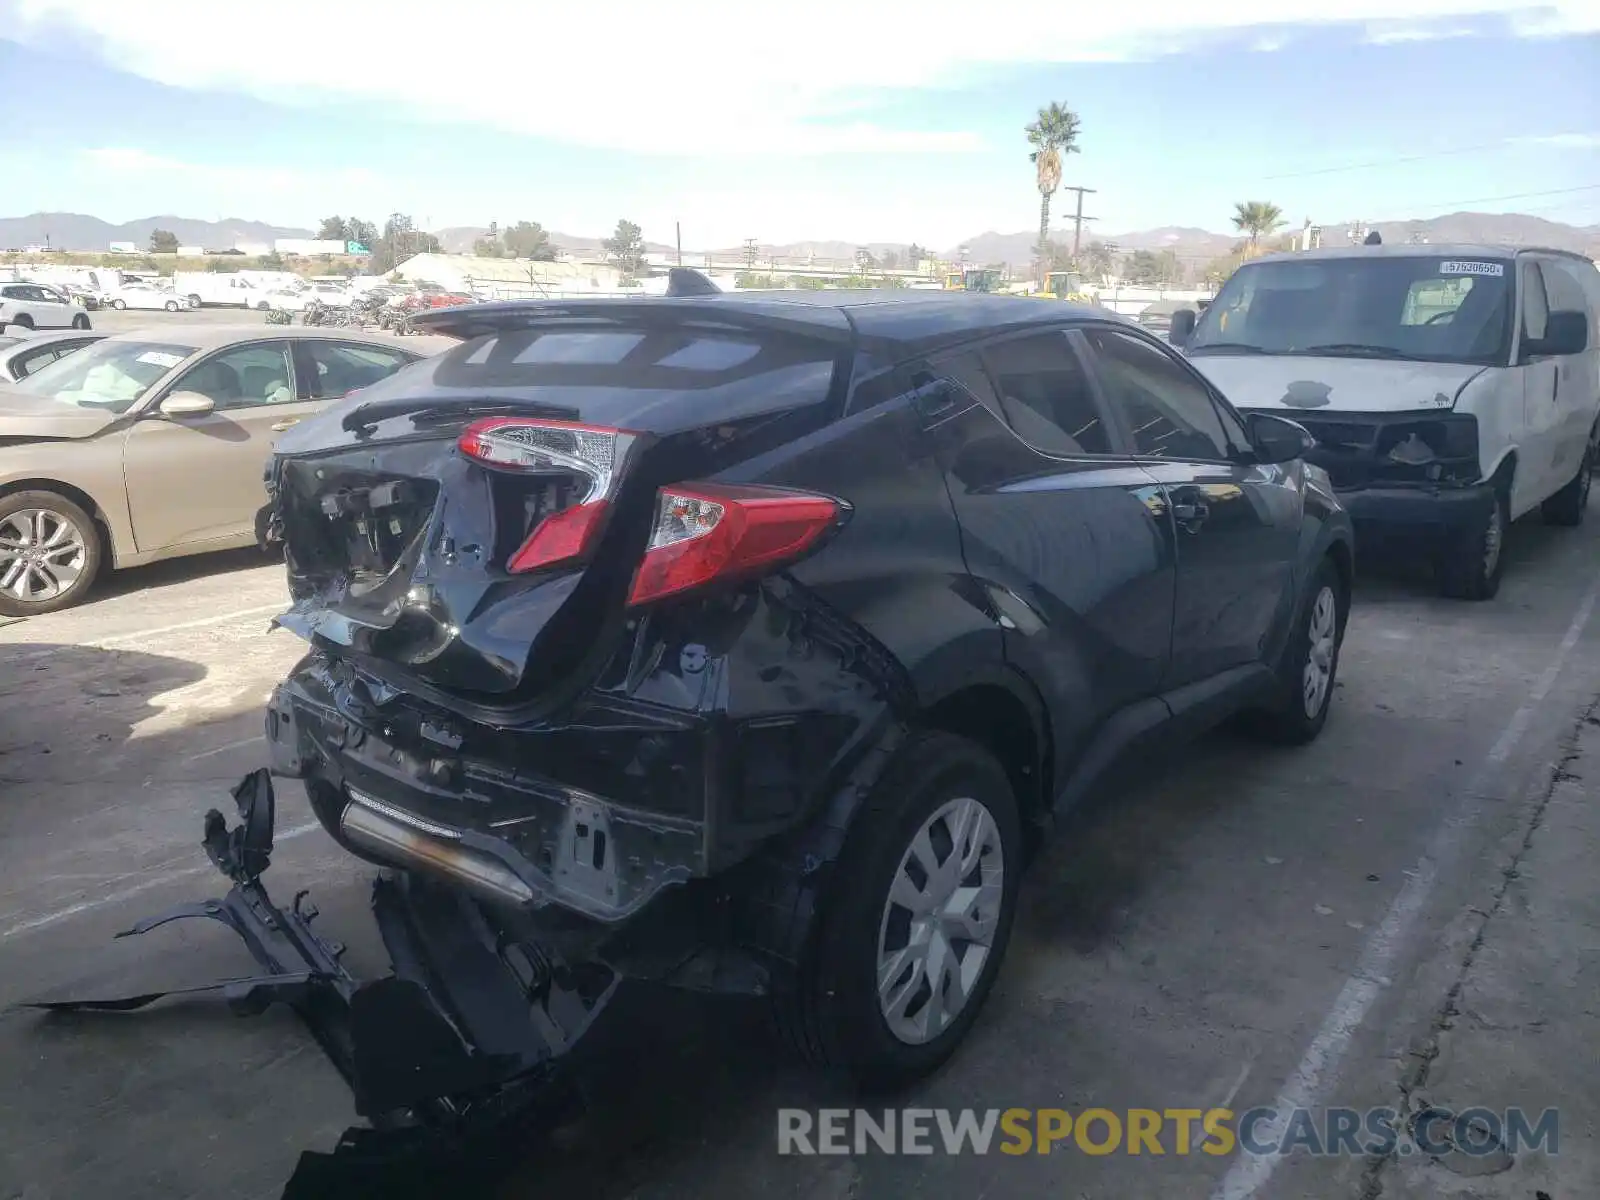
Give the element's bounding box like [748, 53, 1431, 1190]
[919, 667, 1052, 840]
[1325, 538, 1354, 629]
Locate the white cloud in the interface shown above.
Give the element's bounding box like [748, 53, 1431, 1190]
[82, 146, 375, 191]
[12, 0, 1599, 156]
[1511, 132, 1600, 148]
[1363, 21, 1480, 43]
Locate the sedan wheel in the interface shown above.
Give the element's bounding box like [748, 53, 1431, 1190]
[165, 300, 180, 312]
[0, 493, 103, 616]
[110, 299, 127, 310]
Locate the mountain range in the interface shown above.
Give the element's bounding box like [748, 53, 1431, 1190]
[0, 212, 313, 250]
[4, 211, 1596, 262]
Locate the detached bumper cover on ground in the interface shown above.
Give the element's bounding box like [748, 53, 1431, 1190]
[17, 768, 614, 1192]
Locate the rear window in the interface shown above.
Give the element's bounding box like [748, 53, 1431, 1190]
[423, 324, 842, 431]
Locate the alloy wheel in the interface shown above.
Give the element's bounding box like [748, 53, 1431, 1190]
[1302, 584, 1337, 718]
[0, 508, 88, 604]
[876, 795, 1005, 1045]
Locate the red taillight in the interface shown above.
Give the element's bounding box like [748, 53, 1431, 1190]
[458, 417, 641, 574]
[627, 484, 841, 606]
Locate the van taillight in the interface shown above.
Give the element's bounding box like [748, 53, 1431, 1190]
[628, 484, 843, 606]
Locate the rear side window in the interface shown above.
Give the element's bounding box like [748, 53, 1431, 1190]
[979, 331, 1112, 456]
[1084, 327, 1235, 460]
[295, 340, 416, 400]
[12, 344, 64, 378]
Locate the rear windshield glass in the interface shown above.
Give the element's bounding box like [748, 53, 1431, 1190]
[1189, 255, 1513, 366]
[420, 324, 840, 429]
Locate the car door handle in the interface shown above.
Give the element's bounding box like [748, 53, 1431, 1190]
[270, 418, 300, 432]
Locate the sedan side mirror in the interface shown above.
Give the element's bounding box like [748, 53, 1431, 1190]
[160, 391, 216, 418]
[1246, 412, 1316, 464]
[1523, 310, 1588, 360]
[1168, 307, 1197, 347]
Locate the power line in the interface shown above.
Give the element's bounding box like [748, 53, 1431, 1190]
[1373, 182, 1600, 218]
[1256, 140, 1517, 183]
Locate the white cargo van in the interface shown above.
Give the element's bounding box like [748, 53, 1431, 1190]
[172, 271, 275, 309]
[1172, 244, 1600, 599]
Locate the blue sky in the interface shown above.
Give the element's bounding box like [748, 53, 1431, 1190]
[0, 0, 1595, 249]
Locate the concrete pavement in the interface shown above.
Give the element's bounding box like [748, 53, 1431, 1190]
[0, 501, 1597, 1199]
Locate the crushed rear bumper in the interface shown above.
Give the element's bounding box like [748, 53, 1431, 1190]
[15, 769, 614, 1194]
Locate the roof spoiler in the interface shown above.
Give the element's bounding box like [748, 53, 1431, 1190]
[408, 295, 852, 345]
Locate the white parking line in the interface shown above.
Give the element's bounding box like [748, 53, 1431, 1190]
[5, 603, 285, 662]
[0, 820, 319, 942]
[1211, 568, 1600, 1200]
[184, 734, 267, 762]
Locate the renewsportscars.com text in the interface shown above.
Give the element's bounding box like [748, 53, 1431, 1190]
[777, 1107, 1559, 1158]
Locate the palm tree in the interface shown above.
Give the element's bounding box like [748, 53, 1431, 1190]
[1026, 102, 1082, 286]
[1232, 201, 1286, 256]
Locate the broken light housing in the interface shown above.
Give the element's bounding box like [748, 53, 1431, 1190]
[457, 417, 643, 574]
[1374, 413, 1479, 483]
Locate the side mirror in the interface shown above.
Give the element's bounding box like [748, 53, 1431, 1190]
[1246, 412, 1316, 464]
[160, 391, 216, 418]
[1168, 307, 1197, 347]
[1523, 310, 1588, 359]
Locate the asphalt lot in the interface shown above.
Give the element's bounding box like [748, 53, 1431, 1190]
[2, 490, 1598, 1197]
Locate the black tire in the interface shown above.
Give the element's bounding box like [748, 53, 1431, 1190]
[187, 294, 202, 308]
[1437, 484, 1508, 601]
[10, 313, 33, 330]
[110, 299, 126, 311]
[164, 299, 180, 312]
[0, 490, 104, 617]
[773, 730, 1022, 1092]
[71, 314, 90, 330]
[1541, 432, 1595, 527]
[1242, 556, 1346, 745]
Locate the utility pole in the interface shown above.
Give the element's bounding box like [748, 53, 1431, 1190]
[743, 238, 759, 270]
[1060, 185, 1098, 256]
[675, 222, 682, 266]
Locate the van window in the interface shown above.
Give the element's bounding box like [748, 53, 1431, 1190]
[1189, 255, 1513, 366]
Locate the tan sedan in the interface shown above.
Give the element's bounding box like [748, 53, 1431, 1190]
[0, 325, 454, 615]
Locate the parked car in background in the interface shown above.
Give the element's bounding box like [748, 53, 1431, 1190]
[173, 271, 276, 310]
[0, 331, 105, 382]
[1173, 244, 1600, 600]
[102, 282, 197, 312]
[0, 283, 93, 331]
[264, 282, 354, 313]
[63, 285, 103, 311]
[0, 326, 451, 614]
[256, 282, 1353, 1097]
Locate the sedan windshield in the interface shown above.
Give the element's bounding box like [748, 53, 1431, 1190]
[17, 339, 195, 413]
[1188, 255, 1513, 366]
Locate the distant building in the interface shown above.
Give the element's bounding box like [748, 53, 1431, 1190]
[274, 238, 348, 256]
[390, 252, 627, 297]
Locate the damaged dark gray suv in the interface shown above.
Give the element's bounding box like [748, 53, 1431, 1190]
[253, 276, 1353, 1101]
